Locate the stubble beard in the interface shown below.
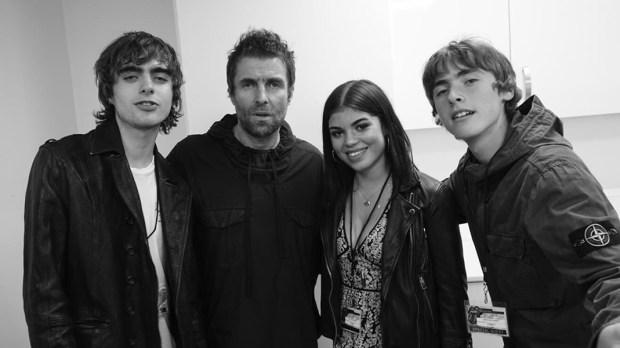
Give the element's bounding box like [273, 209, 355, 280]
[239, 115, 284, 139]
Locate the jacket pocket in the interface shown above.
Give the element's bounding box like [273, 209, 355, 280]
[74, 318, 110, 332]
[200, 208, 246, 267]
[487, 233, 556, 309]
[284, 208, 318, 267]
[74, 318, 111, 346]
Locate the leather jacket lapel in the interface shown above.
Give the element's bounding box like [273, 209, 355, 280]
[92, 119, 147, 236]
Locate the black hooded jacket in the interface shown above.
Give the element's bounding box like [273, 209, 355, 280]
[167, 114, 323, 348]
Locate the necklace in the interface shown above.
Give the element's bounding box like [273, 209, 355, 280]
[147, 201, 160, 239]
[355, 176, 391, 207]
[348, 172, 391, 261]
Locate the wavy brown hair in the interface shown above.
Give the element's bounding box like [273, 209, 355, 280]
[93, 31, 184, 134]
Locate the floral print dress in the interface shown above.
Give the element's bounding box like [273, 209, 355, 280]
[335, 204, 390, 348]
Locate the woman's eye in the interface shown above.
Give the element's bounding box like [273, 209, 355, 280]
[330, 130, 342, 138]
[356, 123, 369, 131]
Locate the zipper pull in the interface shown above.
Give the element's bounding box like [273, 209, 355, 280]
[419, 275, 427, 290]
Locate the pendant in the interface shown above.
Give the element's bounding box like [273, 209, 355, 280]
[363, 200, 371, 207]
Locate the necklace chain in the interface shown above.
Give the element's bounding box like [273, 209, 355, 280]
[147, 202, 159, 239]
[355, 178, 392, 207]
[348, 172, 392, 262]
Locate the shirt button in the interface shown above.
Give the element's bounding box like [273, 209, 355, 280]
[127, 306, 135, 315]
[129, 338, 137, 346]
[125, 216, 134, 225]
[409, 208, 416, 214]
[127, 276, 136, 285]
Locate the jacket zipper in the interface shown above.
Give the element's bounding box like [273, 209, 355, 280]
[419, 274, 435, 325]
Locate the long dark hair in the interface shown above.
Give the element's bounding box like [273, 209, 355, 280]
[322, 79, 416, 201]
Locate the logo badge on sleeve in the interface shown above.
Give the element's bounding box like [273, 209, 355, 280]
[569, 221, 620, 257]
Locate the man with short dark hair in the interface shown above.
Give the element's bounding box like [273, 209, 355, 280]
[168, 28, 323, 348]
[23, 31, 205, 348]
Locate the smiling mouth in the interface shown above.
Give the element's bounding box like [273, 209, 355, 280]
[453, 110, 474, 119]
[347, 148, 366, 158]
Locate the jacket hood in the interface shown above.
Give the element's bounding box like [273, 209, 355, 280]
[462, 95, 572, 180]
[207, 114, 296, 174]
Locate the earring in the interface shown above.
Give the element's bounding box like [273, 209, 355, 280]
[385, 136, 390, 150]
[331, 150, 340, 163]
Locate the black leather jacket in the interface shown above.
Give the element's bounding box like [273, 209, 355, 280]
[23, 119, 206, 348]
[321, 170, 469, 347]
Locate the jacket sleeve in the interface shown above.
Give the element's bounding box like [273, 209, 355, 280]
[425, 182, 471, 348]
[524, 159, 620, 336]
[23, 146, 77, 347]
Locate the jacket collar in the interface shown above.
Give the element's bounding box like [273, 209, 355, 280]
[89, 118, 177, 184]
[90, 118, 126, 156]
[460, 95, 570, 182]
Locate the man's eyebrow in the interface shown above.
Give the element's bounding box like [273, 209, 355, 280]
[433, 68, 477, 88]
[456, 68, 476, 77]
[238, 77, 256, 84]
[150, 67, 172, 75]
[117, 65, 142, 74]
[117, 65, 171, 75]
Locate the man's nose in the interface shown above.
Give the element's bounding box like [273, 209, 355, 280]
[140, 77, 154, 95]
[255, 85, 268, 104]
[448, 88, 463, 103]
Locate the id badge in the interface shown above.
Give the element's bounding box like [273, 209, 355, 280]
[464, 301, 509, 337]
[341, 307, 363, 334]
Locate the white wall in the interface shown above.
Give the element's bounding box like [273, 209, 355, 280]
[0, 0, 76, 346]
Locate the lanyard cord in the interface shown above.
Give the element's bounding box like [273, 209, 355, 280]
[348, 172, 391, 261]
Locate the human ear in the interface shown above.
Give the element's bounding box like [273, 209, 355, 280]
[500, 89, 514, 102]
[287, 86, 294, 103]
[228, 88, 236, 106]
